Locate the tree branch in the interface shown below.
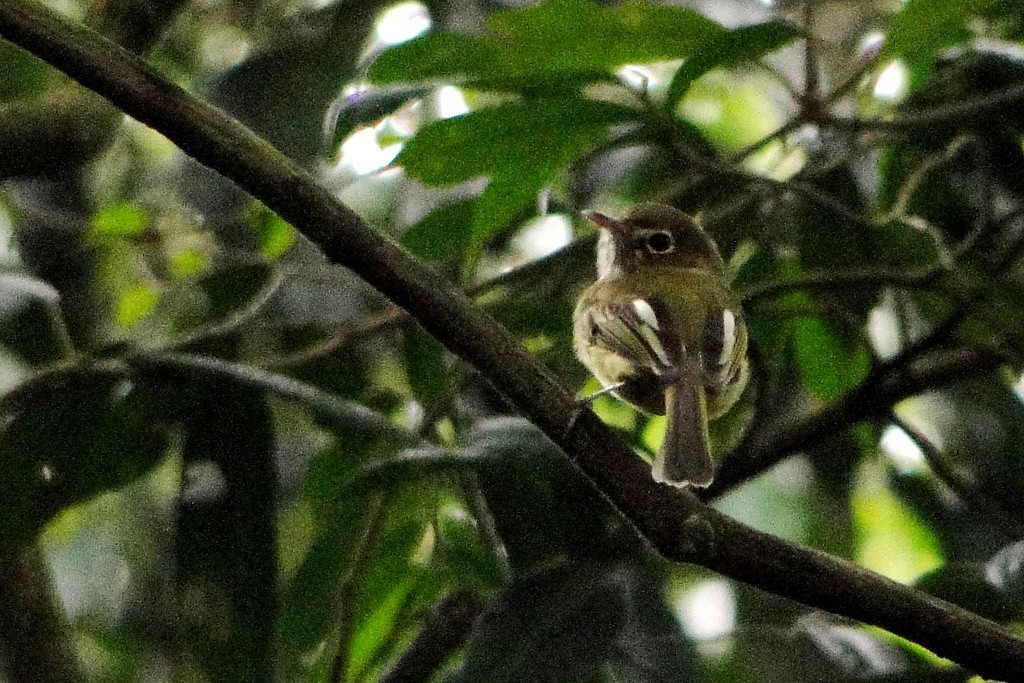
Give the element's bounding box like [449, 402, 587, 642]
[0, 546, 86, 683]
[2, 2, 1024, 679]
[708, 337, 1010, 498]
[821, 81, 1024, 133]
[378, 590, 483, 683]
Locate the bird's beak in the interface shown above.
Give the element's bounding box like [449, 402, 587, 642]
[583, 211, 623, 233]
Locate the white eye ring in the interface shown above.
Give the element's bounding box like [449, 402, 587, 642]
[644, 230, 675, 254]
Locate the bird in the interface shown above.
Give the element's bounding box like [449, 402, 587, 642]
[573, 203, 749, 487]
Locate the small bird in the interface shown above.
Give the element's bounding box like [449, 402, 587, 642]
[573, 203, 749, 487]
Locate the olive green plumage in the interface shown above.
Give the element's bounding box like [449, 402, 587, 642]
[573, 203, 748, 487]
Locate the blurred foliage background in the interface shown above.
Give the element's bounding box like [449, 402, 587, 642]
[3, 0, 1024, 681]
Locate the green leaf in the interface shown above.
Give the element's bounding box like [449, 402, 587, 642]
[397, 98, 630, 185]
[791, 316, 870, 401]
[434, 504, 505, 593]
[88, 202, 148, 243]
[169, 247, 210, 280]
[347, 517, 434, 678]
[397, 97, 632, 249]
[280, 428, 402, 667]
[280, 489, 373, 659]
[0, 40, 57, 98]
[116, 283, 159, 328]
[367, 33, 501, 84]
[665, 21, 801, 110]
[403, 326, 450, 412]
[246, 203, 296, 260]
[470, 161, 555, 251]
[485, 0, 725, 77]
[400, 199, 476, 261]
[853, 476, 943, 583]
[259, 216, 296, 260]
[884, 0, 998, 70]
[369, 0, 726, 87]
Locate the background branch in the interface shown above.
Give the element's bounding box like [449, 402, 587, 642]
[0, 0, 187, 179]
[2, 2, 1024, 679]
[0, 547, 86, 683]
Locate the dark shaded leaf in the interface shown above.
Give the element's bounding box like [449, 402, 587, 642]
[464, 418, 639, 571]
[871, 219, 943, 269]
[894, 51, 1024, 199]
[326, 86, 431, 158]
[984, 539, 1024, 616]
[606, 570, 702, 682]
[884, 0, 998, 71]
[0, 376, 167, 555]
[889, 469, 1010, 564]
[731, 614, 949, 681]
[195, 261, 273, 322]
[0, 274, 73, 365]
[176, 383, 277, 683]
[665, 21, 801, 110]
[370, 0, 726, 86]
[208, 1, 390, 165]
[447, 564, 629, 683]
[378, 590, 485, 683]
[916, 562, 1009, 621]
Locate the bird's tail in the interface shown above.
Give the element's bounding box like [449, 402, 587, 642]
[652, 376, 713, 487]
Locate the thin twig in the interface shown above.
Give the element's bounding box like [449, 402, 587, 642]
[740, 266, 941, 306]
[889, 412, 1024, 540]
[460, 473, 512, 583]
[169, 267, 287, 350]
[131, 351, 412, 440]
[822, 81, 1024, 133]
[801, 0, 819, 108]
[329, 493, 388, 683]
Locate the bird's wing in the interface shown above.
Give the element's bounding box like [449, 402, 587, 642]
[698, 306, 747, 390]
[580, 296, 681, 379]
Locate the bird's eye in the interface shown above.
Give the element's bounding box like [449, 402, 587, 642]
[645, 231, 674, 254]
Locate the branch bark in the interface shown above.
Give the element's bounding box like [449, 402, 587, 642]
[1, 2, 1024, 679]
[0, 547, 86, 683]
